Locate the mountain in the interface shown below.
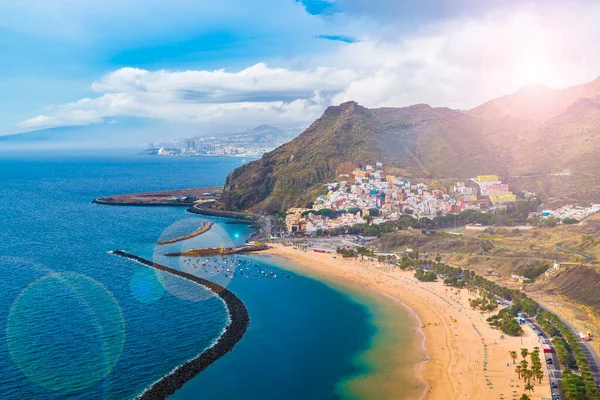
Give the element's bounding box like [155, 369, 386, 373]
[222, 77, 600, 212]
[0, 117, 169, 150]
[472, 78, 600, 120]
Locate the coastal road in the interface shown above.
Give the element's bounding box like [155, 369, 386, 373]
[526, 317, 564, 400]
[554, 241, 594, 264]
[543, 309, 600, 391]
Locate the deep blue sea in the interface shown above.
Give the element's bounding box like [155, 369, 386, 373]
[0, 154, 380, 399]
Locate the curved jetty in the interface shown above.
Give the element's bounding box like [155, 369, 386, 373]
[110, 250, 249, 400]
[156, 221, 214, 245]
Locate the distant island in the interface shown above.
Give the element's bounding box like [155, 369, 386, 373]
[141, 124, 301, 158]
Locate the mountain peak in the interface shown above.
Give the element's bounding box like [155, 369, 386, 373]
[339, 100, 359, 108]
[322, 101, 364, 117]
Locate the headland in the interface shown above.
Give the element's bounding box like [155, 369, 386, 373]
[93, 187, 222, 206]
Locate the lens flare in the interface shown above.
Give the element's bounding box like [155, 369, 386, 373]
[152, 218, 238, 301]
[6, 272, 125, 393]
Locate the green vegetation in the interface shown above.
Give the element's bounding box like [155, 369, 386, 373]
[336, 248, 357, 258]
[414, 269, 437, 282]
[514, 263, 550, 282]
[552, 336, 575, 369]
[502, 320, 523, 337]
[536, 310, 598, 399]
[510, 347, 543, 398]
[335, 246, 374, 259]
[302, 208, 339, 218]
[368, 207, 379, 217]
[470, 292, 499, 313]
[487, 307, 523, 336]
[561, 372, 588, 400]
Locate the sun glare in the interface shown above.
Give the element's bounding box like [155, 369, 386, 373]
[517, 57, 551, 85]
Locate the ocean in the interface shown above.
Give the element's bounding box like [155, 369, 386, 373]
[0, 153, 416, 399]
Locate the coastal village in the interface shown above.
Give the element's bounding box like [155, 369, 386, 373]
[284, 163, 600, 236]
[285, 163, 520, 235]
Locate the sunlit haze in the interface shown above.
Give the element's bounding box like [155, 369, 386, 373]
[1, 0, 599, 144]
[2, 2, 600, 400]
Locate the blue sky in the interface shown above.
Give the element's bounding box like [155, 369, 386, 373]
[1, 0, 600, 141]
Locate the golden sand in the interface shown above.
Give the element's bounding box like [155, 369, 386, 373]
[263, 244, 553, 400]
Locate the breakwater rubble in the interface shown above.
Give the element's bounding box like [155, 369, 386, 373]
[156, 221, 214, 245]
[110, 250, 249, 400]
[164, 244, 269, 257]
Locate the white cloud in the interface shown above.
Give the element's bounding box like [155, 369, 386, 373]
[18, 110, 103, 129]
[18, 64, 354, 130]
[17, 1, 600, 133]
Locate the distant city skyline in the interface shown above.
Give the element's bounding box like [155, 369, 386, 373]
[2, 0, 600, 139]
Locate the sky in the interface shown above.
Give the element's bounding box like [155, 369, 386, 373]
[2, 0, 600, 142]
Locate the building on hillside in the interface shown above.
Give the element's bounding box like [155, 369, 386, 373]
[454, 182, 475, 195]
[489, 192, 517, 204]
[510, 274, 531, 283]
[477, 175, 500, 183]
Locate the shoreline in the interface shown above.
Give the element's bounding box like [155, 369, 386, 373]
[262, 244, 552, 400]
[256, 252, 429, 400]
[370, 289, 430, 400]
[110, 250, 249, 400]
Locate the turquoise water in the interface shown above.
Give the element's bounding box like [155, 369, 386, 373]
[0, 154, 378, 399]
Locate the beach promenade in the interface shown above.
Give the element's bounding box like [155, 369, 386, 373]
[264, 244, 552, 400]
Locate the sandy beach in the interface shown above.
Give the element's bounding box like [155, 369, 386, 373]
[263, 244, 552, 400]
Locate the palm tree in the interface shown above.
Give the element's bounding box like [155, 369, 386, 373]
[523, 369, 533, 383]
[520, 394, 531, 400]
[524, 381, 534, 394]
[535, 369, 543, 384]
[520, 359, 528, 372]
[510, 351, 518, 364]
[521, 348, 529, 359]
[515, 365, 523, 379]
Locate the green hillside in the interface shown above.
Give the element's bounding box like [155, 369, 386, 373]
[222, 77, 600, 212]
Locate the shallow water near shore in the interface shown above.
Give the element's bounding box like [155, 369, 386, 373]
[0, 153, 420, 399]
[254, 255, 428, 400]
